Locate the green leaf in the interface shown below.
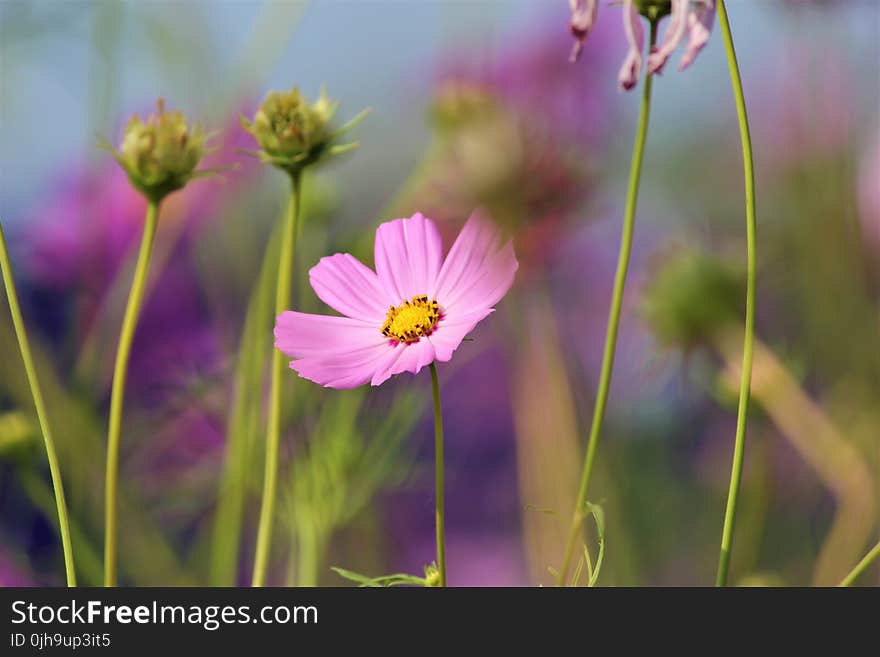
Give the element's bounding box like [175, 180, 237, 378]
[329, 107, 371, 140]
[326, 141, 360, 157]
[209, 217, 282, 585]
[331, 567, 427, 588]
[585, 501, 606, 587]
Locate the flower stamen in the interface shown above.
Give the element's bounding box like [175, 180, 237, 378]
[381, 295, 440, 343]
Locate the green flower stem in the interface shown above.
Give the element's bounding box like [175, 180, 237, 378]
[296, 519, 321, 587]
[715, 0, 757, 587]
[104, 200, 160, 587]
[429, 362, 447, 587]
[252, 173, 302, 587]
[838, 539, 880, 587]
[0, 220, 77, 587]
[557, 21, 658, 587]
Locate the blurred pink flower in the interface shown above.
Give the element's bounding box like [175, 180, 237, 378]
[435, 19, 618, 148]
[415, 21, 618, 276]
[860, 130, 880, 247]
[275, 212, 517, 388]
[0, 550, 30, 586]
[751, 48, 854, 173]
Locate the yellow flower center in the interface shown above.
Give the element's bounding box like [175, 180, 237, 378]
[381, 295, 440, 343]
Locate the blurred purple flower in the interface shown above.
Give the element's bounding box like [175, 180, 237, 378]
[435, 17, 618, 148]
[0, 550, 31, 587]
[23, 164, 143, 293]
[752, 48, 854, 172]
[444, 534, 528, 586]
[411, 20, 618, 275]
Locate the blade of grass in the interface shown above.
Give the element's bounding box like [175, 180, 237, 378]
[210, 219, 282, 585]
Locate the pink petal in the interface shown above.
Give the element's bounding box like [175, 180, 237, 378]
[274, 311, 382, 358]
[442, 241, 517, 313]
[646, 0, 688, 76]
[679, 0, 715, 71]
[568, 0, 598, 63]
[429, 308, 495, 362]
[370, 339, 437, 386]
[309, 253, 391, 322]
[291, 342, 394, 389]
[618, 0, 645, 92]
[374, 212, 444, 302]
[432, 210, 518, 313]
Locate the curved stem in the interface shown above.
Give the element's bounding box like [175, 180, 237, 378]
[715, 0, 757, 587]
[557, 21, 657, 587]
[429, 362, 446, 586]
[0, 220, 77, 586]
[104, 200, 160, 586]
[252, 173, 302, 587]
[838, 539, 880, 587]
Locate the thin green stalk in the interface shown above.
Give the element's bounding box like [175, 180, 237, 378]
[715, 0, 757, 587]
[0, 220, 77, 586]
[104, 200, 160, 587]
[252, 173, 302, 587]
[838, 539, 880, 587]
[429, 362, 446, 587]
[296, 518, 321, 587]
[557, 21, 658, 587]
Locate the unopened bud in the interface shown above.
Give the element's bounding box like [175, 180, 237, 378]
[242, 87, 366, 176]
[641, 248, 745, 349]
[114, 99, 206, 202]
[423, 563, 441, 587]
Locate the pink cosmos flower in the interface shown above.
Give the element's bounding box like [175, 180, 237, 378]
[274, 211, 518, 389]
[570, 0, 715, 91]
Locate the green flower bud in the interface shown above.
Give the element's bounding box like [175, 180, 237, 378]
[112, 99, 206, 202]
[641, 248, 745, 350]
[430, 81, 500, 133]
[423, 563, 441, 587]
[242, 87, 367, 176]
[0, 411, 35, 458]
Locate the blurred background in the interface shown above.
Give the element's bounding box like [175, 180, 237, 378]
[1, 0, 878, 586]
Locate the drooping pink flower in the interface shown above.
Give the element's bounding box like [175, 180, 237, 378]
[568, 0, 599, 63]
[275, 212, 518, 389]
[571, 0, 715, 91]
[647, 0, 716, 75]
[679, 0, 716, 71]
[618, 0, 646, 91]
[645, 0, 689, 75]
